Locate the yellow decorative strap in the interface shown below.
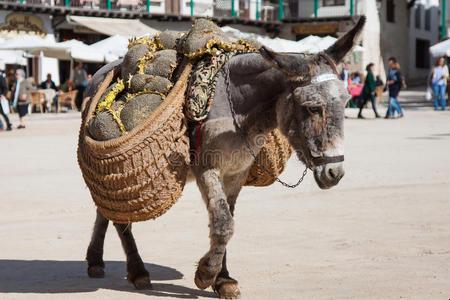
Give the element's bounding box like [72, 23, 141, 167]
[185, 38, 259, 59]
[96, 79, 125, 113]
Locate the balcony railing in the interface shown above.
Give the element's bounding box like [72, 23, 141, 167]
[4, 0, 360, 21]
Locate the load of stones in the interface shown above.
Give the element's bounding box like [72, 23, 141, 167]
[88, 19, 259, 141]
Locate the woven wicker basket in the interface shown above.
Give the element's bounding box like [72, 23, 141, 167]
[245, 129, 292, 187]
[77, 64, 192, 224]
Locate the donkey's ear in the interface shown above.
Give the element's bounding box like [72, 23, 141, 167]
[325, 16, 366, 63]
[259, 45, 277, 61]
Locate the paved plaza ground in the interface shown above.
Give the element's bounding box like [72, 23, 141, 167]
[0, 96, 449, 299]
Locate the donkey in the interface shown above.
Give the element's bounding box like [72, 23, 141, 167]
[84, 17, 365, 299]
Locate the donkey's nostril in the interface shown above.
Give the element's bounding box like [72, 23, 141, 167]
[327, 166, 344, 181]
[328, 168, 338, 179]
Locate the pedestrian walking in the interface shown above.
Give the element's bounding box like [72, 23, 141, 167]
[385, 57, 404, 119]
[358, 63, 380, 119]
[430, 57, 448, 111]
[0, 69, 12, 131]
[340, 62, 350, 90]
[72, 62, 88, 111]
[11, 69, 32, 129]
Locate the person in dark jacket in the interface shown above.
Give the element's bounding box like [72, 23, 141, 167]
[385, 57, 404, 118]
[358, 63, 380, 119]
[0, 70, 12, 131]
[40, 73, 57, 90]
[72, 62, 88, 111]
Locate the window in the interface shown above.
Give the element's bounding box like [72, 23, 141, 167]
[387, 0, 395, 23]
[415, 6, 421, 29]
[416, 39, 430, 69]
[322, 0, 345, 6]
[425, 8, 431, 31]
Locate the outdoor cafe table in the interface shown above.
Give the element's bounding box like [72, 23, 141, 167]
[38, 89, 56, 112]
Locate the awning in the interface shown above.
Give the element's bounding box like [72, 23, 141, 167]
[0, 35, 69, 59]
[67, 16, 159, 38]
[58, 39, 105, 63]
[430, 39, 450, 57]
[0, 50, 27, 66]
[90, 35, 129, 63]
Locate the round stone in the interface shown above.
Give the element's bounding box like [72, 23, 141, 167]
[159, 30, 184, 50]
[129, 74, 173, 94]
[120, 94, 163, 131]
[121, 44, 149, 79]
[88, 111, 121, 141]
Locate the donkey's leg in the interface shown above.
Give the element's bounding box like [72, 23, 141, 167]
[194, 169, 236, 291]
[213, 176, 243, 299]
[114, 223, 151, 290]
[213, 251, 240, 299]
[86, 209, 109, 278]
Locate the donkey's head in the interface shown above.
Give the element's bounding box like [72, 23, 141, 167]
[263, 17, 365, 189]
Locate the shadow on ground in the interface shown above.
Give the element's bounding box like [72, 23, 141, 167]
[0, 260, 215, 299]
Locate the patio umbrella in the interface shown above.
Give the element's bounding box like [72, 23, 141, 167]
[222, 26, 365, 54]
[429, 39, 450, 57]
[89, 35, 129, 63]
[0, 35, 69, 58]
[58, 39, 105, 63]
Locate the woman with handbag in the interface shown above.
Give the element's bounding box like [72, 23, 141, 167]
[430, 57, 449, 111]
[12, 69, 32, 129]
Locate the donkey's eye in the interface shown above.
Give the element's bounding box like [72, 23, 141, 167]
[306, 106, 322, 114]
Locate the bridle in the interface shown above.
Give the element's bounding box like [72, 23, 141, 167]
[277, 51, 345, 168]
[223, 50, 344, 188]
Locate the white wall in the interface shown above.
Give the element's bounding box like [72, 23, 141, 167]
[360, 0, 385, 80]
[148, 0, 166, 14]
[180, 0, 214, 16]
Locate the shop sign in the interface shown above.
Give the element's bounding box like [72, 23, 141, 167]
[292, 22, 339, 36]
[0, 13, 47, 36]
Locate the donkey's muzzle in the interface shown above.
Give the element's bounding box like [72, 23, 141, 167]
[313, 161, 345, 189]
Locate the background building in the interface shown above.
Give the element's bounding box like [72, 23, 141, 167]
[380, 0, 439, 84]
[0, 0, 443, 85]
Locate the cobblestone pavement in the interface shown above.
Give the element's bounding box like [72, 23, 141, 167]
[0, 101, 449, 299]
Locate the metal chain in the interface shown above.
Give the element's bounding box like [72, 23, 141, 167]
[223, 66, 308, 189]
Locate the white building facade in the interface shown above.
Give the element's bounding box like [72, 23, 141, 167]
[380, 0, 439, 84]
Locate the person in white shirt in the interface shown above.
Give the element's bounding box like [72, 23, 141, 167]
[431, 57, 449, 111]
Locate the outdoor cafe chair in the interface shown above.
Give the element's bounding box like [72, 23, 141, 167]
[57, 90, 78, 112]
[30, 91, 45, 113]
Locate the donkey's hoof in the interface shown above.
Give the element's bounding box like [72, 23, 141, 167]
[129, 274, 152, 290]
[214, 277, 241, 299]
[87, 266, 105, 278]
[194, 268, 215, 290]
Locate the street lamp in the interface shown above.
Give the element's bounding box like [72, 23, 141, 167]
[442, 0, 447, 40]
